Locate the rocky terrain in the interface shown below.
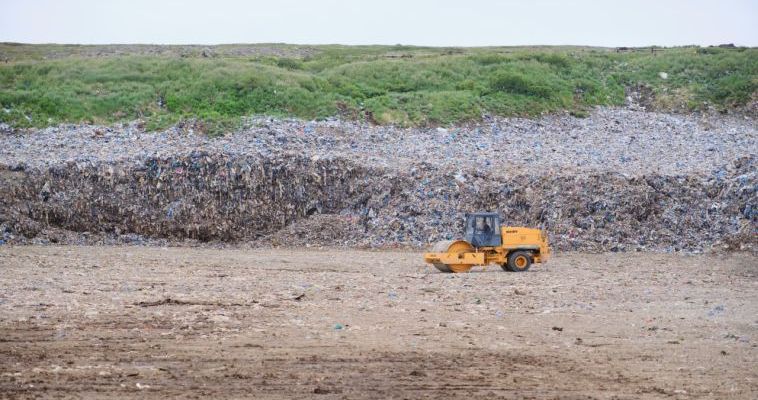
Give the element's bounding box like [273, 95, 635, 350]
[0, 107, 756, 251]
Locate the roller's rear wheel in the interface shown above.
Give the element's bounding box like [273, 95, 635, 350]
[506, 251, 532, 272]
[431, 240, 474, 273]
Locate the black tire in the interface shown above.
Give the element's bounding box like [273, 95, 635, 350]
[506, 251, 532, 272]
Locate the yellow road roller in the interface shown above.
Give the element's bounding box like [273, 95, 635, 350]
[424, 212, 549, 273]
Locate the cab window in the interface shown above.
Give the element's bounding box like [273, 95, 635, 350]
[473, 216, 494, 234]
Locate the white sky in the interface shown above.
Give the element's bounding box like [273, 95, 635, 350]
[1, 0, 756, 47]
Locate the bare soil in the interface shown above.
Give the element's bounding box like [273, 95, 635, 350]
[0, 246, 756, 399]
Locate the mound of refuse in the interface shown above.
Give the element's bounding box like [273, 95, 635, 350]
[1, 108, 755, 251]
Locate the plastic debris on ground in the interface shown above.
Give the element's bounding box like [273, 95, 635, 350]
[0, 107, 755, 252]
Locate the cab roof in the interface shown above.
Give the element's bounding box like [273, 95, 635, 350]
[466, 212, 499, 218]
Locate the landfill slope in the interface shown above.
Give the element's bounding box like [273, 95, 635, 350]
[0, 108, 755, 251]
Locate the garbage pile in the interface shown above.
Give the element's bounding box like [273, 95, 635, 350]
[1, 152, 376, 243]
[1, 107, 755, 251]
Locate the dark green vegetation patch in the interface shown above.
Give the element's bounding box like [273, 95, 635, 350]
[0, 44, 755, 133]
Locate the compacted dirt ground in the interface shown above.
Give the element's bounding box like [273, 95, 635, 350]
[0, 246, 756, 399]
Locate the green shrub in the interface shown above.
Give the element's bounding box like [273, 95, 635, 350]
[490, 71, 555, 98]
[0, 44, 755, 132]
[276, 58, 303, 70]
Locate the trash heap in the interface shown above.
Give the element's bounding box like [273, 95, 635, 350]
[2, 152, 377, 242]
[1, 108, 755, 252]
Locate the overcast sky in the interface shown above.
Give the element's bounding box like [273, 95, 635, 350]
[1, 0, 756, 47]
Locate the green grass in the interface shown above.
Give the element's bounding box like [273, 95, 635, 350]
[0, 44, 755, 132]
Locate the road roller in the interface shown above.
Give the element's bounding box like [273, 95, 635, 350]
[424, 212, 550, 273]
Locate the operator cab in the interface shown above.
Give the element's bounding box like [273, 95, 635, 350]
[464, 212, 502, 248]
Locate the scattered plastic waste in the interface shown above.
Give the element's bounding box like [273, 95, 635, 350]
[0, 109, 754, 251]
[708, 305, 725, 317]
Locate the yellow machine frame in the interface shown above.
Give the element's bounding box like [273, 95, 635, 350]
[424, 226, 550, 273]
